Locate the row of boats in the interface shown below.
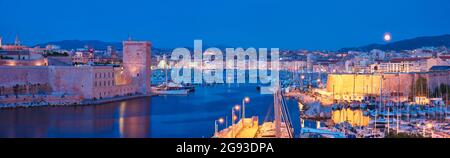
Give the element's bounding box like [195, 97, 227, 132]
[151, 82, 195, 95]
[331, 100, 450, 119]
[298, 92, 450, 138]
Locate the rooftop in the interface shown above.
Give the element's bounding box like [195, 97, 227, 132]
[429, 65, 450, 71]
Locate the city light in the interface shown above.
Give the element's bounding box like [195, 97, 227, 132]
[218, 118, 225, 124]
[234, 105, 241, 111]
[232, 115, 238, 121]
[244, 97, 250, 103]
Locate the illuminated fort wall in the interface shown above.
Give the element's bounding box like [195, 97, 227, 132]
[123, 41, 152, 94]
[325, 73, 442, 100]
[1, 40, 152, 104]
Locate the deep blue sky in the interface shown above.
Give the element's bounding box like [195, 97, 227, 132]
[1, 0, 449, 50]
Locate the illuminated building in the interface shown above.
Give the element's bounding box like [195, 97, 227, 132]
[326, 72, 450, 103]
[123, 40, 152, 94]
[0, 39, 153, 105]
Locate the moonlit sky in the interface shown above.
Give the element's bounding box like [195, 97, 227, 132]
[0, 0, 449, 50]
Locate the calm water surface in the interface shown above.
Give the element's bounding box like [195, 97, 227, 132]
[0, 84, 303, 138]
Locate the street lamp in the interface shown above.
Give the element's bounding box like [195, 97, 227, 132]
[234, 105, 241, 121]
[234, 104, 241, 111]
[242, 97, 250, 127]
[215, 117, 224, 137]
[231, 105, 241, 138]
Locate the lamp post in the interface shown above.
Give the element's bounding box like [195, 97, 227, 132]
[234, 105, 241, 121]
[214, 118, 224, 137]
[242, 97, 250, 127]
[232, 105, 240, 138]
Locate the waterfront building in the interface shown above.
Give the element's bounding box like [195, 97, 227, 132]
[280, 60, 307, 72]
[123, 40, 152, 94]
[326, 71, 450, 103]
[0, 44, 32, 60]
[306, 54, 314, 73]
[0, 39, 152, 106]
[370, 57, 449, 73]
[0, 37, 47, 66]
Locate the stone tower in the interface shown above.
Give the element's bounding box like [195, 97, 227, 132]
[123, 40, 152, 94]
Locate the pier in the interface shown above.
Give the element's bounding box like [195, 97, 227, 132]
[214, 117, 259, 138]
[214, 88, 294, 138]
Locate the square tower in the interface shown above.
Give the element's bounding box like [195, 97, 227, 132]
[123, 40, 152, 94]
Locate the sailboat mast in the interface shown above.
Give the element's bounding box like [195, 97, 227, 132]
[164, 55, 168, 84]
[397, 73, 400, 134]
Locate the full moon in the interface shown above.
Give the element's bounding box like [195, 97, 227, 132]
[384, 33, 392, 42]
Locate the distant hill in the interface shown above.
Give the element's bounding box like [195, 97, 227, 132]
[35, 40, 173, 56]
[38, 34, 450, 54]
[35, 40, 236, 56]
[339, 34, 450, 52]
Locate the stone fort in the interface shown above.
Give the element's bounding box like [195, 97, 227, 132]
[0, 40, 152, 105]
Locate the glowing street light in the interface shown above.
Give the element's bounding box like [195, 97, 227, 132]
[232, 115, 238, 121]
[231, 105, 241, 138]
[214, 117, 225, 137]
[234, 105, 241, 111]
[242, 97, 250, 127]
[234, 105, 241, 122]
[244, 97, 250, 103]
[218, 118, 224, 124]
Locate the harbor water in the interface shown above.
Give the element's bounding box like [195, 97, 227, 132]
[0, 84, 304, 138]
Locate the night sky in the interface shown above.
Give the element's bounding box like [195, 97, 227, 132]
[1, 0, 449, 50]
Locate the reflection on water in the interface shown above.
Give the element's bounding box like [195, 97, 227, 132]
[0, 84, 302, 138]
[332, 109, 370, 126]
[0, 98, 151, 138]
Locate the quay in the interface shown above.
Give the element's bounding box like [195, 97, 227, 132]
[213, 117, 292, 138]
[0, 93, 155, 109]
[213, 89, 294, 138]
[214, 117, 259, 138]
